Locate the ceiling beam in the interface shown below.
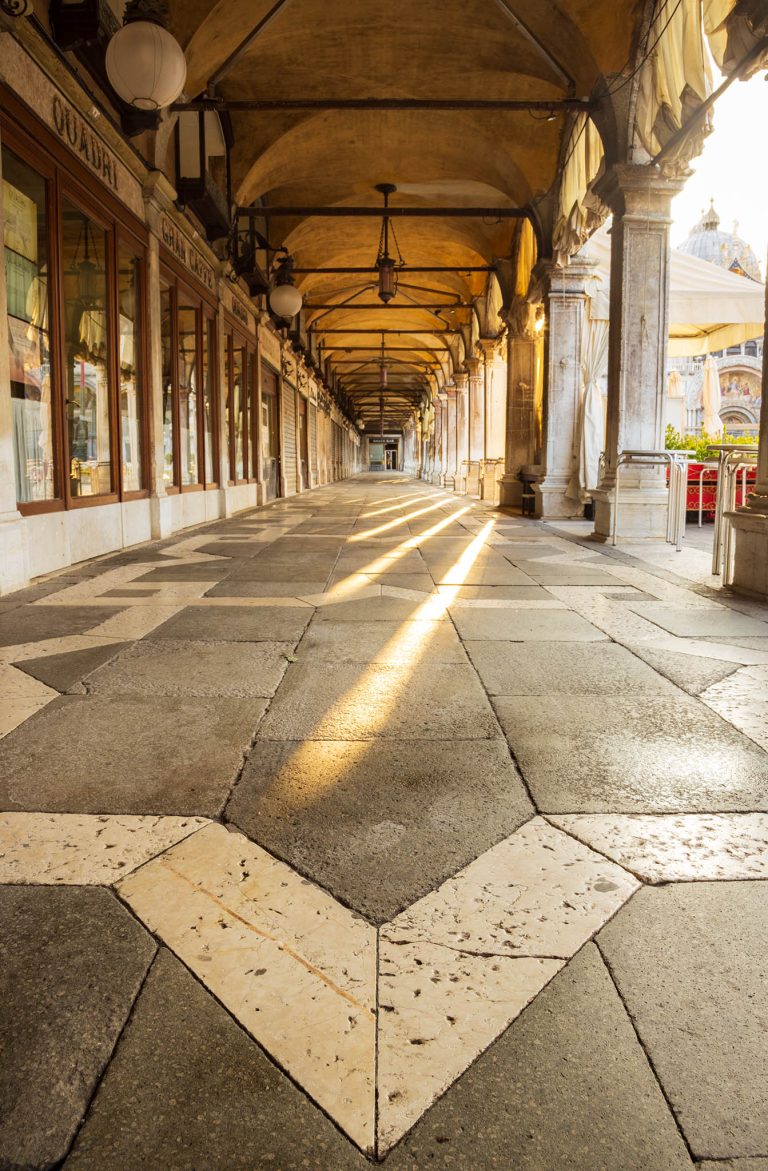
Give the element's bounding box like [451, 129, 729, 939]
[207, 0, 296, 91]
[304, 303, 473, 310]
[237, 206, 527, 218]
[174, 97, 591, 112]
[294, 266, 495, 274]
[311, 328, 458, 335]
[491, 0, 574, 92]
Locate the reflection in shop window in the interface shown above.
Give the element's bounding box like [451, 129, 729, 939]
[178, 305, 198, 484]
[118, 248, 143, 491]
[232, 344, 245, 480]
[3, 148, 55, 503]
[160, 283, 175, 485]
[62, 200, 112, 497]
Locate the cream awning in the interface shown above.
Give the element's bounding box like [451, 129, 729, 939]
[584, 224, 765, 357]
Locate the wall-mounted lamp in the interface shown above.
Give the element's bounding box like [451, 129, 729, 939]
[106, 0, 186, 111]
[269, 255, 303, 319]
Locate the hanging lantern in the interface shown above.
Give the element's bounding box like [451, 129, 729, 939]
[374, 183, 403, 304]
[269, 255, 303, 319]
[106, 0, 187, 112]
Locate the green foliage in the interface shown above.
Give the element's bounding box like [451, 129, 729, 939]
[665, 424, 758, 463]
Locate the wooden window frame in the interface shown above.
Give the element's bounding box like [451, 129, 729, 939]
[1, 101, 150, 516]
[159, 266, 220, 493]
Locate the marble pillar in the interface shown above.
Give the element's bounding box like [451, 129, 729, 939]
[466, 357, 484, 496]
[441, 386, 458, 489]
[454, 372, 470, 492]
[535, 257, 595, 519]
[499, 300, 539, 509]
[591, 164, 683, 539]
[729, 270, 768, 600]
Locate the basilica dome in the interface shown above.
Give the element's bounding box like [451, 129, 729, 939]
[678, 199, 761, 281]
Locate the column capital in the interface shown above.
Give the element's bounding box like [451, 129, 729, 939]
[593, 162, 685, 221]
[503, 295, 537, 340]
[532, 257, 597, 301]
[453, 371, 469, 392]
[476, 336, 502, 362]
[464, 357, 482, 379]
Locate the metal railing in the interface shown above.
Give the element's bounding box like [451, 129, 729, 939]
[611, 449, 691, 551]
[707, 443, 759, 580]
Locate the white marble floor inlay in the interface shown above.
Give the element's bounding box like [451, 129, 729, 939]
[0, 813, 207, 884]
[0, 811, 641, 1155]
[117, 823, 378, 1154]
[549, 813, 768, 883]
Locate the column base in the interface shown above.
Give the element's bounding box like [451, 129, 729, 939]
[592, 486, 669, 541]
[534, 477, 583, 520]
[0, 511, 30, 595]
[498, 473, 523, 508]
[729, 502, 768, 601]
[149, 494, 175, 540]
[441, 474, 456, 490]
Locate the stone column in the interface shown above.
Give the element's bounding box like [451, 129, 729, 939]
[729, 270, 768, 599]
[466, 356, 484, 495]
[0, 134, 29, 592]
[454, 371, 470, 492]
[591, 164, 683, 539]
[435, 393, 448, 484]
[441, 385, 458, 489]
[534, 256, 595, 519]
[499, 299, 538, 508]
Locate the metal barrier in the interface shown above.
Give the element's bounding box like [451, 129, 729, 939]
[611, 449, 690, 551]
[707, 443, 759, 580]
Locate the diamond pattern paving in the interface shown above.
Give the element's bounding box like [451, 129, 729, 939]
[2, 475, 768, 1167]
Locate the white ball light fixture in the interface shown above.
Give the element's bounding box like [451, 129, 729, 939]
[269, 256, 303, 319]
[106, 1, 187, 112]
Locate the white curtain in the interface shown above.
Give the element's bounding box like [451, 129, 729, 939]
[567, 312, 609, 500]
[701, 355, 723, 435]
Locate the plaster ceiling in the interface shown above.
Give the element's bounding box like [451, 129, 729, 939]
[170, 0, 642, 427]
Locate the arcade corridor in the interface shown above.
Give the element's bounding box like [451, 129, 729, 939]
[2, 474, 768, 1169]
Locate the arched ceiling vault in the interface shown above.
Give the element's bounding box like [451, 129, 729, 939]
[170, 0, 644, 428]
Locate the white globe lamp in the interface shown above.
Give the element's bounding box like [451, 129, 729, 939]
[106, 2, 187, 112]
[269, 257, 303, 319]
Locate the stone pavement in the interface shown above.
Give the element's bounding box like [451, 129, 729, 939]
[1, 473, 768, 1169]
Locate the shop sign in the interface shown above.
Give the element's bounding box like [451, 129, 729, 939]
[230, 295, 250, 329]
[160, 215, 215, 291]
[52, 95, 119, 192]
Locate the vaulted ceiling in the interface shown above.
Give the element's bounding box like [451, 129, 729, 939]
[169, 0, 644, 428]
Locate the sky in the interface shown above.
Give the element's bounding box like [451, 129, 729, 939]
[670, 70, 768, 277]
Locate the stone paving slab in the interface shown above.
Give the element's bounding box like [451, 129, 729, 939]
[385, 944, 693, 1171]
[258, 660, 499, 741]
[0, 695, 266, 815]
[134, 561, 234, 582]
[495, 694, 768, 812]
[86, 638, 293, 698]
[227, 738, 531, 922]
[597, 882, 768, 1160]
[631, 604, 768, 638]
[629, 645, 740, 694]
[0, 886, 155, 1170]
[205, 579, 328, 597]
[467, 641, 677, 695]
[13, 641, 131, 692]
[298, 619, 464, 664]
[148, 604, 312, 642]
[65, 949, 368, 1171]
[315, 595, 446, 622]
[0, 604, 124, 647]
[451, 607, 606, 641]
[509, 561, 621, 585]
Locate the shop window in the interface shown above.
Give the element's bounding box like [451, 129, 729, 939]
[178, 304, 199, 485]
[118, 248, 143, 492]
[202, 317, 215, 483]
[225, 328, 256, 484]
[3, 149, 54, 503]
[2, 134, 148, 511]
[160, 282, 176, 486]
[159, 270, 218, 489]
